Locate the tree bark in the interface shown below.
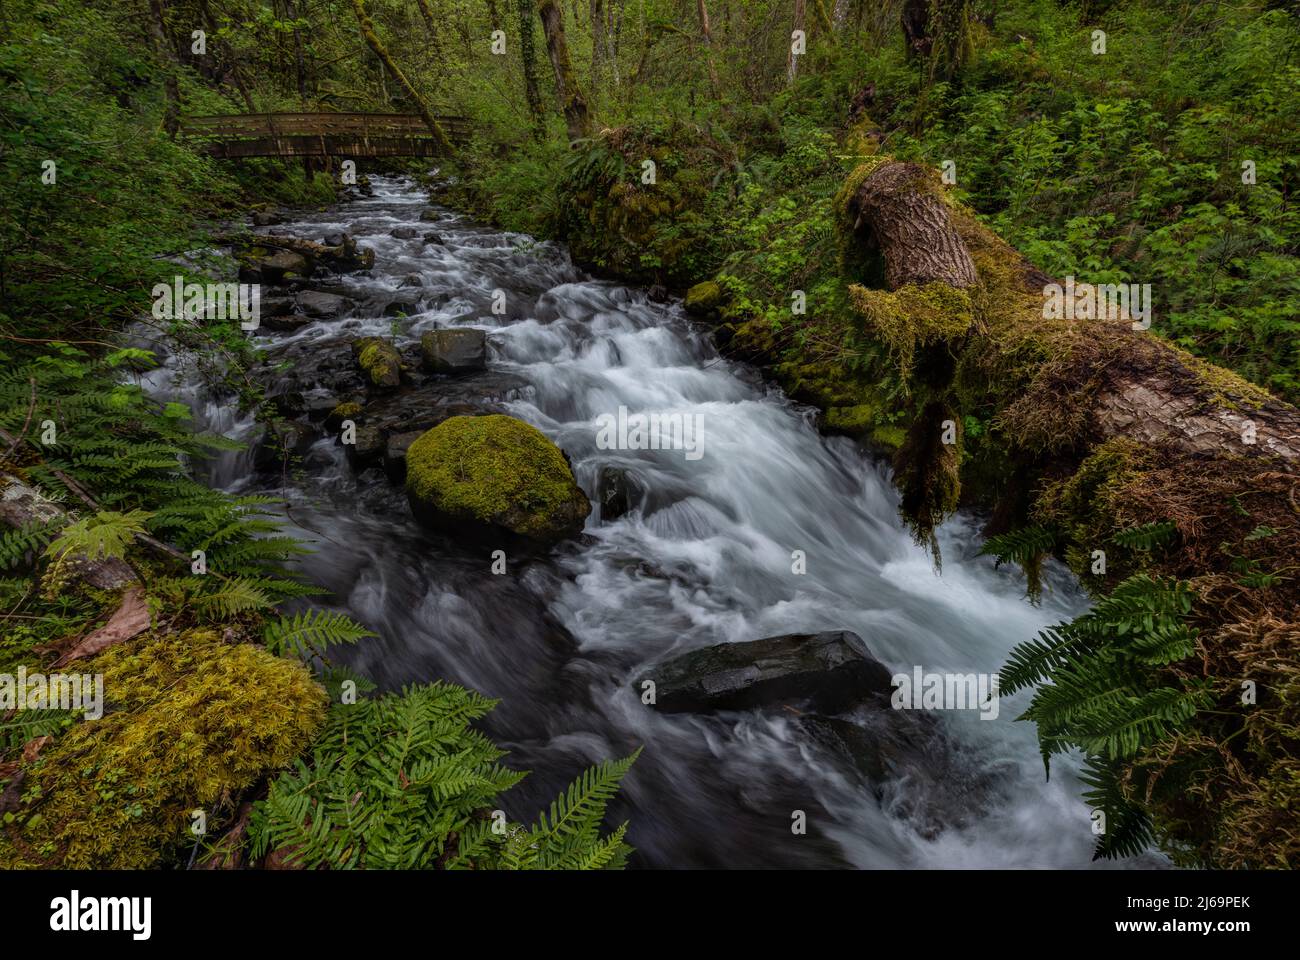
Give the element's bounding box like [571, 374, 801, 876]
[538, 0, 592, 141]
[845, 160, 1300, 467]
[696, 0, 720, 96]
[349, 0, 454, 153]
[845, 162, 978, 289]
[787, 0, 806, 84]
[516, 0, 547, 137]
[146, 0, 182, 137]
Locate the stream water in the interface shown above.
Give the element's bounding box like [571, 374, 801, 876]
[147, 176, 1132, 869]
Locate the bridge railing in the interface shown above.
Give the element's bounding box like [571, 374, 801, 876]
[180, 112, 473, 142]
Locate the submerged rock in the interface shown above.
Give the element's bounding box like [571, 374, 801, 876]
[420, 328, 486, 374]
[405, 414, 590, 546]
[383, 430, 425, 482]
[636, 630, 892, 715]
[597, 466, 642, 522]
[390, 226, 420, 240]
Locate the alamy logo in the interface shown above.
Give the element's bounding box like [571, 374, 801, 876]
[1042, 275, 1152, 330]
[595, 405, 705, 461]
[50, 891, 151, 940]
[891, 667, 1000, 720]
[152, 275, 260, 330]
[0, 667, 103, 719]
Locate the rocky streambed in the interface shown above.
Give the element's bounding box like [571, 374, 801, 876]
[150, 176, 1122, 868]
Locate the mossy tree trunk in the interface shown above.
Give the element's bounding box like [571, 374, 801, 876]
[901, 0, 975, 79]
[517, 0, 547, 138]
[538, 0, 592, 142]
[845, 159, 1300, 467]
[349, 0, 454, 154]
[146, 0, 181, 138]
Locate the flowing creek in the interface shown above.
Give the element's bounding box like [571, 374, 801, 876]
[144, 176, 1137, 868]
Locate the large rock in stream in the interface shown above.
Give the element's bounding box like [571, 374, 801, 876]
[405, 414, 590, 546]
[637, 630, 892, 715]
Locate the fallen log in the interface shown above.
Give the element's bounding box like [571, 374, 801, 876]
[843, 158, 1300, 472]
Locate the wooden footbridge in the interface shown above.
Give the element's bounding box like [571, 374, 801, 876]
[181, 113, 471, 159]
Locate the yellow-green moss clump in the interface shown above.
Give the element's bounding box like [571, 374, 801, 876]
[352, 336, 402, 389]
[683, 281, 724, 316]
[405, 414, 590, 545]
[0, 629, 326, 868]
[848, 281, 975, 383]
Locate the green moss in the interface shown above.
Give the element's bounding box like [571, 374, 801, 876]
[324, 401, 364, 432]
[871, 424, 908, 450]
[824, 403, 874, 435]
[1033, 438, 1152, 582]
[683, 280, 724, 315]
[0, 629, 326, 868]
[1178, 348, 1277, 410]
[848, 282, 975, 383]
[352, 337, 402, 389]
[405, 414, 590, 542]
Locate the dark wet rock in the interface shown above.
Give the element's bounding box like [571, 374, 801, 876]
[799, 714, 890, 783]
[647, 283, 670, 303]
[382, 294, 422, 318]
[295, 289, 353, 320]
[262, 249, 311, 282]
[252, 421, 315, 473]
[420, 328, 486, 374]
[258, 296, 296, 318]
[252, 337, 366, 417]
[252, 211, 282, 227]
[422, 232, 444, 245]
[345, 422, 386, 468]
[383, 430, 425, 482]
[398, 273, 423, 289]
[323, 231, 346, 247]
[390, 226, 420, 240]
[419, 209, 440, 222]
[597, 466, 642, 522]
[238, 248, 311, 284]
[262, 313, 313, 332]
[637, 630, 892, 715]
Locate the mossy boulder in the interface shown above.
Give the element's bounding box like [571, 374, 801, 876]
[351, 337, 402, 390]
[325, 401, 363, 431]
[0, 629, 326, 868]
[683, 281, 725, 316]
[404, 414, 590, 545]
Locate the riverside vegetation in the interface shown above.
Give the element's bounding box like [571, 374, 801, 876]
[1, 0, 1297, 869]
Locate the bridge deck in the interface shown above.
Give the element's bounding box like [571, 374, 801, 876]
[181, 112, 470, 159]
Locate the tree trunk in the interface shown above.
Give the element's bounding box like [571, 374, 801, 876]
[787, 0, 806, 84]
[517, 0, 546, 137]
[146, 0, 182, 137]
[349, 0, 454, 153]
[844, 159, 1300, 468]
[590, 0, 605, 111]
[696, 0, 720, 96]
[538, 0, 592, 141]
[845, 162, 978, 289]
